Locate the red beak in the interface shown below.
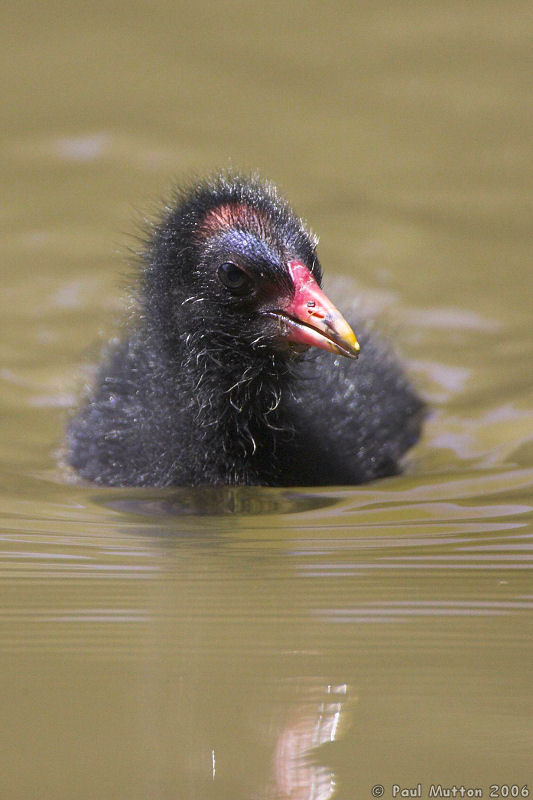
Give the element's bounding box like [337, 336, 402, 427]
[265, 260, 360, 359]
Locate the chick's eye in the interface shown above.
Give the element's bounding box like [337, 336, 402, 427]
[217, 262, 253, 296]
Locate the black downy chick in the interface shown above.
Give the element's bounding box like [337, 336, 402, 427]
[66, 174, 425, 487]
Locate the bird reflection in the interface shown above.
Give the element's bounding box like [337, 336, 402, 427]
[97, 485, 338, 517]
[271, 684, 351, 800]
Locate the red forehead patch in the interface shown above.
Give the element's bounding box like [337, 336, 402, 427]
[199, 202, 268, 239]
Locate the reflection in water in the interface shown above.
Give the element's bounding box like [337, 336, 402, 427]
[273, 684, 351, 800]
[100, 486, 338, 518]
[1, 469, 532, 797]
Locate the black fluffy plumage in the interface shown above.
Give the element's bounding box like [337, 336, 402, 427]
[66, 173, 424, 487]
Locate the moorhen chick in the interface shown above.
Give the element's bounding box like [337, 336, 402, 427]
[67, 173, 424, 487]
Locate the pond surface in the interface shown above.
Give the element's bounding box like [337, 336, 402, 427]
[2, 2, 533, 798]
